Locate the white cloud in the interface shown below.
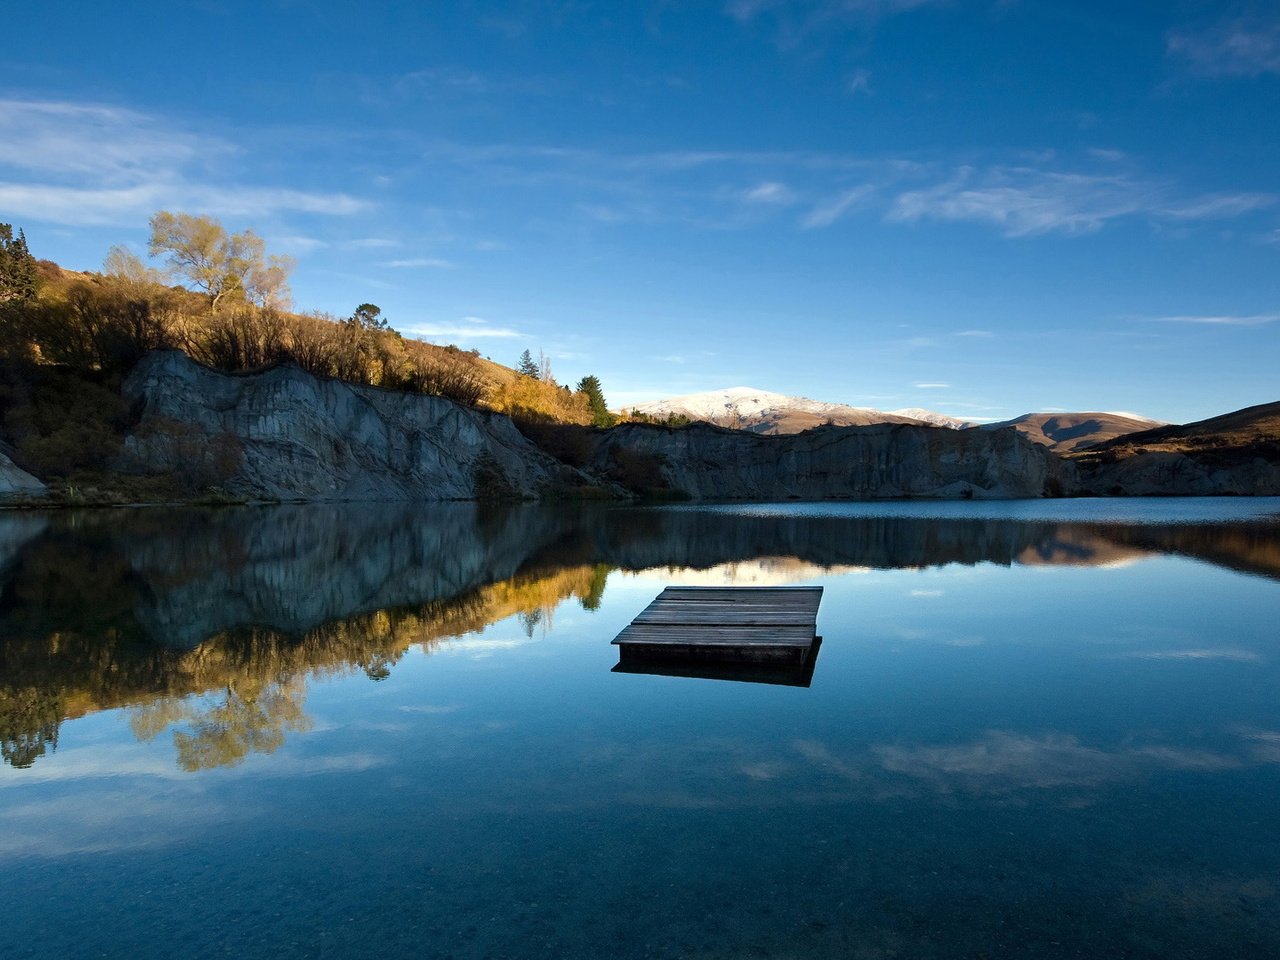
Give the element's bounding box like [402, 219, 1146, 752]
[726, 0, 945, 37]
[889, 166, 1151, 236]
[1113, 648, 1262, 663]
[1087, 147, 1127, 162]
[0, 181, 366, 226]
[1168, 18, 1280, 77]
[0, 98, 218, 182]
[1161, 193, 1277, 219]
[913, 382, 950, 389]
[0, 98, 368, 227]
[848, 68, 873, 95]
[801, 184, 875, 228]
[1150, 313, 1279, 327]
[345, 237, 399, 249]
[743, 180, 795, 204]
[403, 320, 523, 340]
[270, 234, 329, 255]
[955, 329, 995, 338]
[381, 257, 456, 268]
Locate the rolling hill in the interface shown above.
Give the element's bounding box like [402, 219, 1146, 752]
[1077, 401, 1280, 460]
[980, 412, 1165, 453]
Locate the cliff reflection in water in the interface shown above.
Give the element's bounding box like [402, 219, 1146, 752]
[2, 502, 1279, 770]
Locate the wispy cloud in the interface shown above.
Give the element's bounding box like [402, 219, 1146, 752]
[345, 237, 399, 249]
[1112, 647, 1262, 663]
[381, 257, 456, 269]
[402, 319, 524, 340]
[1149, 313, 1280, 327]
[743, 181, 796, 204]
[270, 234, 329, 255]
[848, 68, 873, 95]
[802, 184, 875, 228]
[955, 329, 995, 338]
[726, 0, 945, 48]
[0, 98, 367, 226]
[1168, 17, 1280, 77]
[420, 139, 1272, 241]
[0, 182, 365, 226]
[1162, 192, 1277, 219]
[889, 166, 1152, 236]
[913, 382, 950, 389]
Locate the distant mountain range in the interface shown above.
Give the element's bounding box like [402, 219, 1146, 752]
[626, 387, 1170, 451]
[627, 387, 971, 433]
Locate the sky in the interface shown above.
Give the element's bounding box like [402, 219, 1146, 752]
[2, 0, 1278, 423]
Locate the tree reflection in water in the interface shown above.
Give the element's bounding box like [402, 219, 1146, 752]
[2, 501, 1278, 770]
[130, 676, 312, 771]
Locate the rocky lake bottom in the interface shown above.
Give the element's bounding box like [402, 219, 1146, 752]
[2, 498, 1279, 959]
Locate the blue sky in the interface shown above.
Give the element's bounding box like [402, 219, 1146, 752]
[2, 1, 1277, 422]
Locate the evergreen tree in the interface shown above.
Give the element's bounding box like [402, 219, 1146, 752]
[0, 223, 38, 309]
[517, 348, 540, 378]
[349, 303, 386, 330]
[576, 374, 616, 427]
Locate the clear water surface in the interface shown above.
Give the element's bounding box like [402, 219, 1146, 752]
[2, 498, 1279, 959]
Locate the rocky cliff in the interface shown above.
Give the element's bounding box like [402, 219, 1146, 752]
[10, 350, 1263, 504]
[589, 421, 1061, 500]
[118, 350, 591, 501]
[0, 452, 45, 500]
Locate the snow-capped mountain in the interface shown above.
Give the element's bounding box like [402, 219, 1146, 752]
[626, 387, 964, 434]
[888, 408, 973, 429]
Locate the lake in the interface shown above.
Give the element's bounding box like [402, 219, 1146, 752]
[3, 498, 1279, 959]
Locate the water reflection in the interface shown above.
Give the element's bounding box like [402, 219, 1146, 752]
[2, 501, 1279, 769]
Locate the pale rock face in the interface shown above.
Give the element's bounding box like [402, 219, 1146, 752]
[0, 453, 45, 499]
[591, 422, 1061, 500]
[119, 351, 578, 501]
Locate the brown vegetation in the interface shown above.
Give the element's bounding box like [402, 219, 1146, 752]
[1, 215, 611, 495]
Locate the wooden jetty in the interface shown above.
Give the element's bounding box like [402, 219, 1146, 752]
[611, 586, 823, 678]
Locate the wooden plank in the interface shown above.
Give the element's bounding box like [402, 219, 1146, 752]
[611, 585, 824, 664]
[614, 625, 817, 646]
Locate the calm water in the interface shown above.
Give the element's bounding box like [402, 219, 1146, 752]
[3, 499, 1280, 959]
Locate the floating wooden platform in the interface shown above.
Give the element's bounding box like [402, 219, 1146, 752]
[612, 586, 823, 670]
[612, 637, 823, 687]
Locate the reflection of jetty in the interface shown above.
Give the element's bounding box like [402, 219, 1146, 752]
[612, 587, 823, 682]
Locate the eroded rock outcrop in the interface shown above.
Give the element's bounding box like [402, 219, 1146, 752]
[119, 351, 588, 501]
[590, 421, 1062, 500]
[0, 452, 45, 500]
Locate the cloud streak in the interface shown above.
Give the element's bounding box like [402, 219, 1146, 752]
[402, 319, 524, 340]
[381, 257, 456, 269]
[1150, 313, 1280, 327]
[1168, 17, 1280, 77]
[0, 98, 368, 226]
[889, 166, 1153, 236]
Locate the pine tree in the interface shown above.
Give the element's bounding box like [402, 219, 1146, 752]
[576, 374, 616, 427]
[517, 349, 540, 378]
[0, 223, 38, 308]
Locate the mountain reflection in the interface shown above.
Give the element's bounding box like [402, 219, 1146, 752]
[2, 503, 1278, 770]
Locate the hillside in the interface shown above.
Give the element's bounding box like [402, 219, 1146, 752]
[981, 412, 1165, 453]
[627, 386, 965, 434]
[1076, 401, 1280, 460]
